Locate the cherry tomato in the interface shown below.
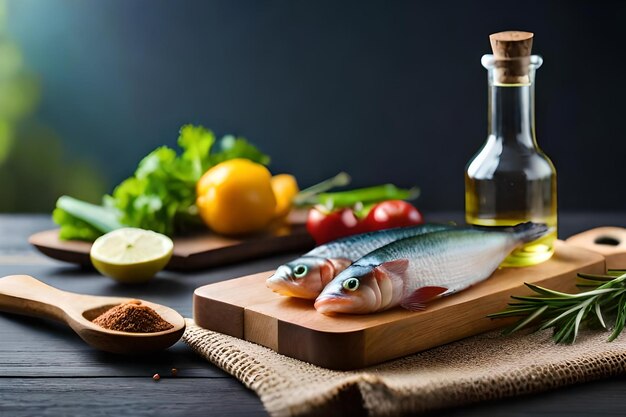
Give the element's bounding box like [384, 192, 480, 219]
[363, 200, 423, 230]
[306, 207, 362, 245]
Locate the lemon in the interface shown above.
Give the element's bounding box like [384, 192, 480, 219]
[90, 228, 174, 283]
[271, 174, 299, 219]
[196, 159, 277, 235]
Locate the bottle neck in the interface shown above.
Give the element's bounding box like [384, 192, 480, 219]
[488, 82, 537, 148]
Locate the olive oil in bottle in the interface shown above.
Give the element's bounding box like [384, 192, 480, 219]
[465, 31, 557, 267]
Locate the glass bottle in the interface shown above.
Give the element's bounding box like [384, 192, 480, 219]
[465, 35, 557, 267]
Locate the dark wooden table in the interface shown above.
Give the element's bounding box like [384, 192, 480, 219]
[2, 213, 626, 417]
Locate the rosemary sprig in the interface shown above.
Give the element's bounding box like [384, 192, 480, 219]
[488, 269, 626, 344]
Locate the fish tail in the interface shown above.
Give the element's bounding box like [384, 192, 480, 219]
[508, 222, 549, 243]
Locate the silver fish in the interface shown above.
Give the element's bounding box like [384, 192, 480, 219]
[266, 223, 454, 299]
[314, 222, 549, 315]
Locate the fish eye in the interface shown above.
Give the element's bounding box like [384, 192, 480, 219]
[293, 265, 308, 278]
[342, 278, 360, 291]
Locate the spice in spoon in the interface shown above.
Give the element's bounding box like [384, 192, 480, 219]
[92, 300, 173, 333]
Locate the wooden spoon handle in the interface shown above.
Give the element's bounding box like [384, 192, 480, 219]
[0, 275, 70, 323]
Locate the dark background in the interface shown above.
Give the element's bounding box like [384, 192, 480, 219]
[5, 0, 626, 212]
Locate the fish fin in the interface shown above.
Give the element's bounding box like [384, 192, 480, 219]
[400, 286, 448, 311]
[511, 222, 550, 243]
[472, 222, 549, 243]
[373, 259, 409, 282]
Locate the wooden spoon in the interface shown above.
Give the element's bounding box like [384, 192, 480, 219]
[0, 275, 186, 354]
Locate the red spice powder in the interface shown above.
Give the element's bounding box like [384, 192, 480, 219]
[92, 300, 173, 333]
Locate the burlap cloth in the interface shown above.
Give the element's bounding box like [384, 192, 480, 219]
[183, 319, 626, 416]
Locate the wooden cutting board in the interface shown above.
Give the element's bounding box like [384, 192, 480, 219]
[193, 230, 626, 370]
[29, 211, 314, 271]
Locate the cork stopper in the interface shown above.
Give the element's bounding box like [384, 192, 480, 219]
[489, 31, 534, 84]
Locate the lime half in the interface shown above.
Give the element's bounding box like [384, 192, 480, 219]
[90, 228, 174, 283]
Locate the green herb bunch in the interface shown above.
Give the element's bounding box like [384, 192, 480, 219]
[489, 270, 626, 344]
[53, 125, 270, 239]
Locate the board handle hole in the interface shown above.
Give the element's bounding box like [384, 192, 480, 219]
[594, 236, 621, 246]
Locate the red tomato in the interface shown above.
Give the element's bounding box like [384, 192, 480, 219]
[363, 200, 423, 230]
[306, 207, 363, 245]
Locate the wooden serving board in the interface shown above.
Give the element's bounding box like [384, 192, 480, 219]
[29, 211, 314, 271]
[193, 237, 624, 370]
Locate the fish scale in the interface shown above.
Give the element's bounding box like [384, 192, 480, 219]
[308, 224, 453, 260]
[315, 222, 549, 314]
[418, 233, 510, 292]
[364, 230, 513, 293]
